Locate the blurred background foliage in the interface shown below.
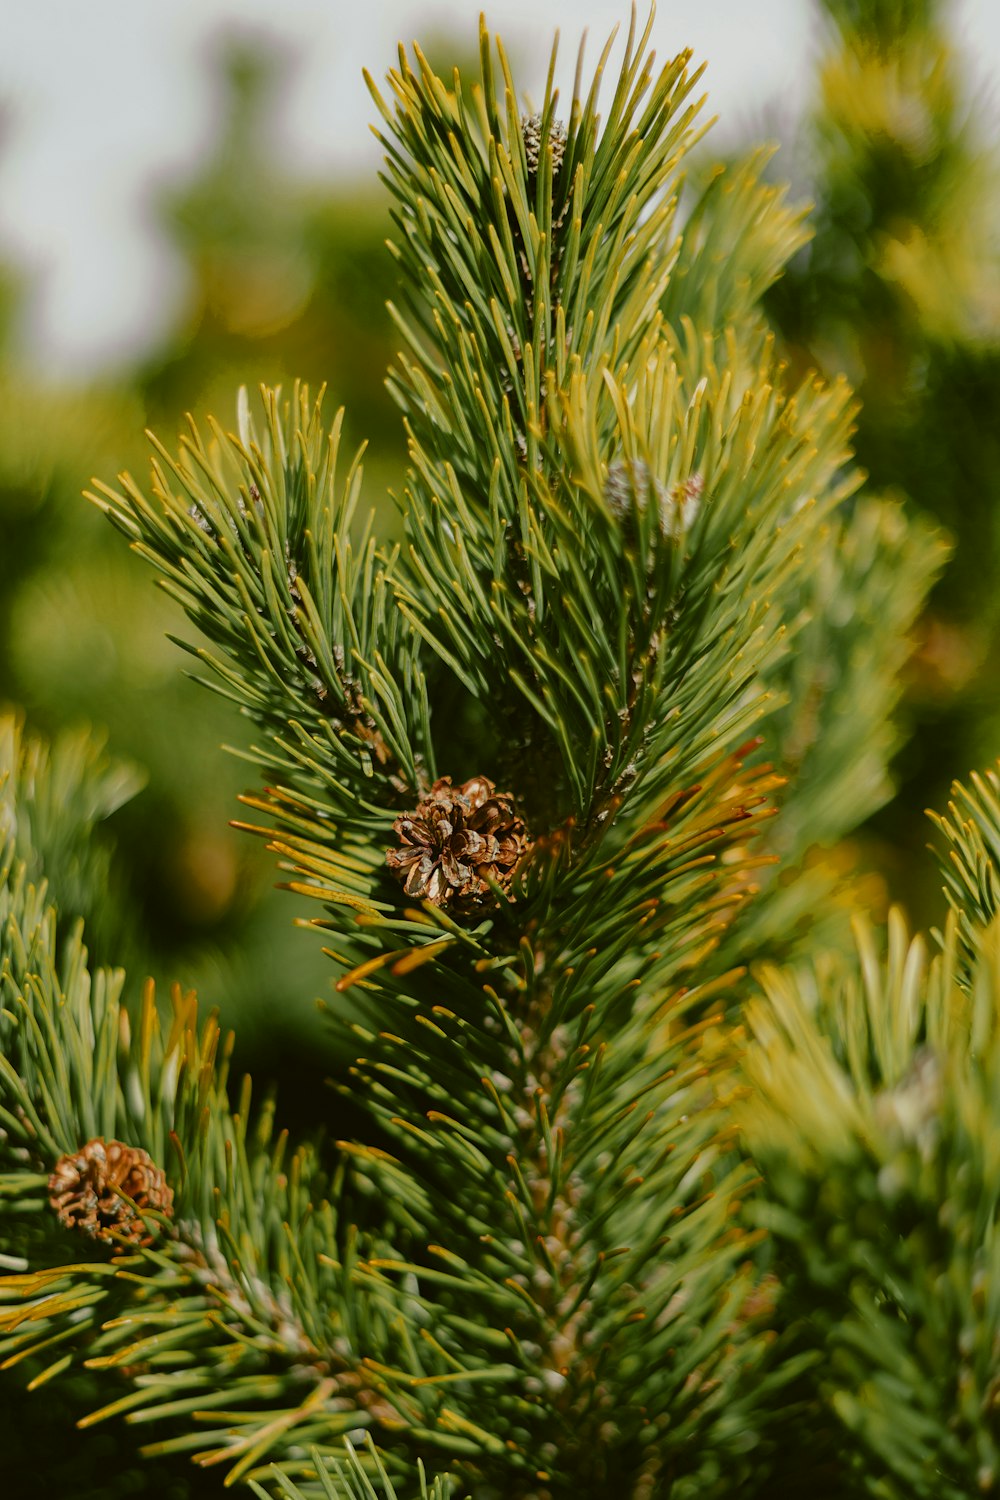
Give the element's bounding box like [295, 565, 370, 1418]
[0, 0, 998, 1484]
[0, 37, 406, 1123]
[765, 0, 1000, 918]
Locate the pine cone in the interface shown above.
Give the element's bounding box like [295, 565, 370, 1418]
[605, 459, 704, 540]
[386, 776, 530, 914]
[49, 1138, 174, 1247]
[522, 112, 567, 177]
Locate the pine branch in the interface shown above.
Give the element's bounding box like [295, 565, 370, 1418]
[0, 729, 416, 1487]
[88, 10, 922, 1009]
[708, 496, 946, 971]
[661, 147, 812, 338]
[739, 894, 1000, 1496]
[929, 762, 1000, 976]
[256, 1435, 450, 1500]
[372, 19, 866, 839]
[0, 714, 145, 969]
[90, 383, 430, 809]
[0, 712, 768, 1494]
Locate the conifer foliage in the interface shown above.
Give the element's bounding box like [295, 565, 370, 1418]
[0, 9, 996, 1497]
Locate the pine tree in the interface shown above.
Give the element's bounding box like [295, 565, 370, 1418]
[2, 9, 998, 1496]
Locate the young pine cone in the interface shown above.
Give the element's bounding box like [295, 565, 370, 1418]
[49, 1138, 174, 1247]
[386, 776, 530, 914]
[522, 112, 567, 177]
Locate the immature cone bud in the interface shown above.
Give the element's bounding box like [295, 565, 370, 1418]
[49, 1138, 174, 1247]
[386, 776, 530, 914]
[522, 112, 567, 177]
[605, 459, 704, 540]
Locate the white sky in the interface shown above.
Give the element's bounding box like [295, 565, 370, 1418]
[1, 0, 998, 378]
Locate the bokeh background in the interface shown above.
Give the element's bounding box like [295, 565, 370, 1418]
[0, 2, 999, 1486]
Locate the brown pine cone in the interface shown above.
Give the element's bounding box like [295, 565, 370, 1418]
[386, 776, 530, 914]
[49, 1138, 174, 1247]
